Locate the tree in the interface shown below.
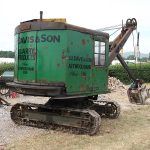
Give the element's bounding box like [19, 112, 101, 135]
[0, 51, 15, 58]
[126, 55, 135, 60]
[139, 57, 148, 62]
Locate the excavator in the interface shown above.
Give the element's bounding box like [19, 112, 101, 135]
[7, 12, 150, 135]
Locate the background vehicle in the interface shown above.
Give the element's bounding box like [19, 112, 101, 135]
[0, 71, 14, 95]
[0, 71, 14, 105]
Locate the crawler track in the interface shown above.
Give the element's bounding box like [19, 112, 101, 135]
[10, 98, 120, 135]
[10, 102, 101, 135]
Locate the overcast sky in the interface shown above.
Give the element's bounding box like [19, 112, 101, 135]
[1, 0, 150, 54]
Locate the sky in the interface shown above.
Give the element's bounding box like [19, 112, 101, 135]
[0, 0, 150, 54]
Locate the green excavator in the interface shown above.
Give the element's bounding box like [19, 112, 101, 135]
[7, 12, 149, 135]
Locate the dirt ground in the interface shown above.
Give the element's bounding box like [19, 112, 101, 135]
[0, 85, 150, 150]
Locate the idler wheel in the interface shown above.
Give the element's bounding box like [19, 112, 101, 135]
[104, 102, 120, 119]
[10, 103, 25, 125]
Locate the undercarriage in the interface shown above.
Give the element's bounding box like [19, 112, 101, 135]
[10, 96, 120, 135]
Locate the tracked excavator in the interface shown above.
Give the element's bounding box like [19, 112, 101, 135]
[7, 13, 150, 135]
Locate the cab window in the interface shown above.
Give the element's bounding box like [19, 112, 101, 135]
[94, 41, 106, 66]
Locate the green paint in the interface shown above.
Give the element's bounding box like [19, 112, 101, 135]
[17, 31, 36, 82]
[15, 28, 109, 96]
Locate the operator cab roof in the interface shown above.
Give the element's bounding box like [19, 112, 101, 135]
[15, 19, 109, 39]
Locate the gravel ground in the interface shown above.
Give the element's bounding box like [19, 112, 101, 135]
[0, 95, 48, 146]
[0, 84, 150, 147]
[0, 106, 47, 145]
[0, 92, 128, 146]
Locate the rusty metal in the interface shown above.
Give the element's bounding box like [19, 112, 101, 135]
[116, 53, 150, 105]
[19, 23, 31, 31]
[10, 102, 101, 135]
[127, 80, 150, 104]
[10, 97, 120, 135]
[7, 82, 66, 96]
[109, 18, 137, 64]
[107, 18, 150, 104]
[0, 97, 10, 106]
[81, 39, 86, 45]
[40, 11, 43, 21]
[117, 53, 136, 82]
[15, 21, 109, 39]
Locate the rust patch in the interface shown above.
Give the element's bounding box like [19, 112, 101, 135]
[80, 85, 86, 92]
[81, 39, 86, 45]
[70, 71, 78, 76]
[92, 73, 96, 78]
[37, 79, 48, 83]
[33, 49, 37, 59]
[42, 46, 49, 49]
[57, 63, 60, 67]
[20, 23, 31, 31]
[62, 49, 69, 60]
[86, 54, 89, 58]
[62, 51, 66, 59]
[81, 72, 86, 79]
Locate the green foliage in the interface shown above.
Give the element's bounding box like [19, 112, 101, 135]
[0, 63, 14, 75]
[138, 57, 149, 62]
[109, 63, 150, 84]
[0, 51, 15, 58]
[126, 55, 135, 60]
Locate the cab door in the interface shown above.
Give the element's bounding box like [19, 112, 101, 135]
[92, 36, 109, 94]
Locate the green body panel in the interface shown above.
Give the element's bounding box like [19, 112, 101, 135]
[17, 31, 36, 82]
[66, 30, 93, 94]
[16, 31, 67, 84]
[65, 31, 109, 95]
[15, 29, 109, 96]
[36, 30, 67, 83]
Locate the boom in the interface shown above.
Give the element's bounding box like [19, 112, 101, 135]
[109, 18, 150, 104]
[109, 18, 137, 64]
[109, 18, 137, 82]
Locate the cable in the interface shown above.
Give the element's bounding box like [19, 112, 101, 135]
[109, 28, 122, 37]
[97, 24, 123, 31]
[96, 23, 123, 38]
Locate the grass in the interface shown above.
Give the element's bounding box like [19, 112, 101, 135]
[6, 105, 150, 150]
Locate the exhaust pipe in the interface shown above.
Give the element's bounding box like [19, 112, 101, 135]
[40, 11, 43, 21]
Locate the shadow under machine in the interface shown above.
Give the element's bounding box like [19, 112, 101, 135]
[8, 12, 149, 135]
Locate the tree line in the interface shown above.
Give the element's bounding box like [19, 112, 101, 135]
[125, 55, 150, 62]
[0, 51, 15, 58]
